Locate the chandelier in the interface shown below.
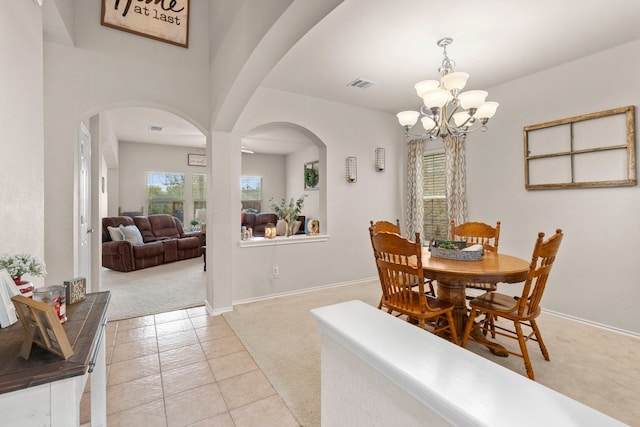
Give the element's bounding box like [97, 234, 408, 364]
[397, 37, 498, 139]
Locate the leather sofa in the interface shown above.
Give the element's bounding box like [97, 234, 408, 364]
[241, 212, 278, 237]
[241, 212, 305, 237]
[102, 214, 204, 272]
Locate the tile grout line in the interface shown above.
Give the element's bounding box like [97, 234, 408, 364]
[97, 308, 299, 426]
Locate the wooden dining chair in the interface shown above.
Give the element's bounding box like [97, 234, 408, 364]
[450, 220, 501, 296]
[461, 229, 564, 380]
[370, 231, 458, 344]
[369, 220, 402, 309]
[369, 219, 401, 235]
[369, 221, 435, 310]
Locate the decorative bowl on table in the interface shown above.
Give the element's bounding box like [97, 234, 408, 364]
[429, 240, 484, 261]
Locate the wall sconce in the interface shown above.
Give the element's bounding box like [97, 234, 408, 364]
[346, 157, 357, 183]
[265, 223, 277, 238]
[375, 148, 385, 172]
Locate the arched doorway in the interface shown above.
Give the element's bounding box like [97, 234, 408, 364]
[89, 105, 210, 319]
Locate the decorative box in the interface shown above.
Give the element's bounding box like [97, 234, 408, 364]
[64, 277, 86, 304]
[429, 240, 484, 261]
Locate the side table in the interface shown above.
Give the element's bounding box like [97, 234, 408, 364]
[0, 291, 110, 426]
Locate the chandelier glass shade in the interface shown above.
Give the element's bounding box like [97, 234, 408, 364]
[397, 37, 499, 139]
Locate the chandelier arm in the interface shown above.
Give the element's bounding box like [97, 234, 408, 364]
[442, 104, 458, 125]
[397, 37, 497, 139]
[419, 105, 435, 118]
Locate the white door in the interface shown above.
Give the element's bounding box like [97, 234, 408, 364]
[78, 123, 92, 288]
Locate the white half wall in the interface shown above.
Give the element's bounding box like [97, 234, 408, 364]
[312, 300, 627, 427]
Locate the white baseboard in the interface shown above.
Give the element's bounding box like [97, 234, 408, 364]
[231, 277, 379, 307]
[205, 299, 233, 317]
[542, 308, 639, 339]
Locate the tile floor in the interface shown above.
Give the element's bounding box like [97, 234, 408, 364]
[81, 306, 300, 427]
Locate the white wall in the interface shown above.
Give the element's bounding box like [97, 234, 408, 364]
[286, 144, 321, 220]
[241, 153, 286, 212]
[43, 1, 211, 285]
[229, 87, 403, 302]
[467, 40, 640, 334]
[209, 0, 342, 131]
[118, 142, 207, 224]
[98, 113, 120, 217]
[0, 1, 46, 286]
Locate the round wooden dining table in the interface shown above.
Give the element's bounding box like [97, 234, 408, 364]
[421, 248, 530, 354]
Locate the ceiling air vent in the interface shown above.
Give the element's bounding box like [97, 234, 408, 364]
[346, 78, 376, 89]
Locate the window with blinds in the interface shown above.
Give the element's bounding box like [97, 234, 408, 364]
[423, 152, 448, 241]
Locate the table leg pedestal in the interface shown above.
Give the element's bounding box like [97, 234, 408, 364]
[437, 280, 508, 357]
[435, 281, 467, 338]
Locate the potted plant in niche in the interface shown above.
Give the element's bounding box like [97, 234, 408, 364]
[270, 194, 307, 237]
[304, 167, 318, 189]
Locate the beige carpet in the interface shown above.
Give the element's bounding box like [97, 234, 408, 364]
[223, 281, 640, 427]
[100, 257, 206, 321]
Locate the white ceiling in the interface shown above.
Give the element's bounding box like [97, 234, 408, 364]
[103, 0, 640, 153]
[104, 108, 206, 147]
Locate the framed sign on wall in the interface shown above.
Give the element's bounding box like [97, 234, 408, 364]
[188, 153, 206, 167]
[101, 0, 190, 48]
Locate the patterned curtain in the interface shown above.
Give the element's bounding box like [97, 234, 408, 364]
[406, 139, 424, 240]
[444, 135, 468, 228]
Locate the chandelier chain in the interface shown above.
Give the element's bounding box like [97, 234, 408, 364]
[437, 37, 455, 75]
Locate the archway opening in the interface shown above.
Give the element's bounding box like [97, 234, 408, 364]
[241, 122, 327, 233]
[91, 105, 209, 319]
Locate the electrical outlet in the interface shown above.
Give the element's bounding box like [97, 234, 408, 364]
[272, 265, 279, 277]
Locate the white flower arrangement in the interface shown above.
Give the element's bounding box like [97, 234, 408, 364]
[0, 253, 47, 279]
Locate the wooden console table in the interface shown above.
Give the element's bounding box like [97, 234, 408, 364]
[0, 291, 110, 427]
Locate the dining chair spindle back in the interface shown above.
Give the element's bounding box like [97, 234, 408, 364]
[369, 220, 435, 309]
[369, 219, 401, 235]
[450, 220, 501, 296]
[461, 229, 564, 380]
[370, 231, 458, 344]
[450, 220, 501, 253]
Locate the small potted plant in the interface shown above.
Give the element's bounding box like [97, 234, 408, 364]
[0, 253, 47, 284]
[270, 194, 307, 237]
[190, 218, 200, 231]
